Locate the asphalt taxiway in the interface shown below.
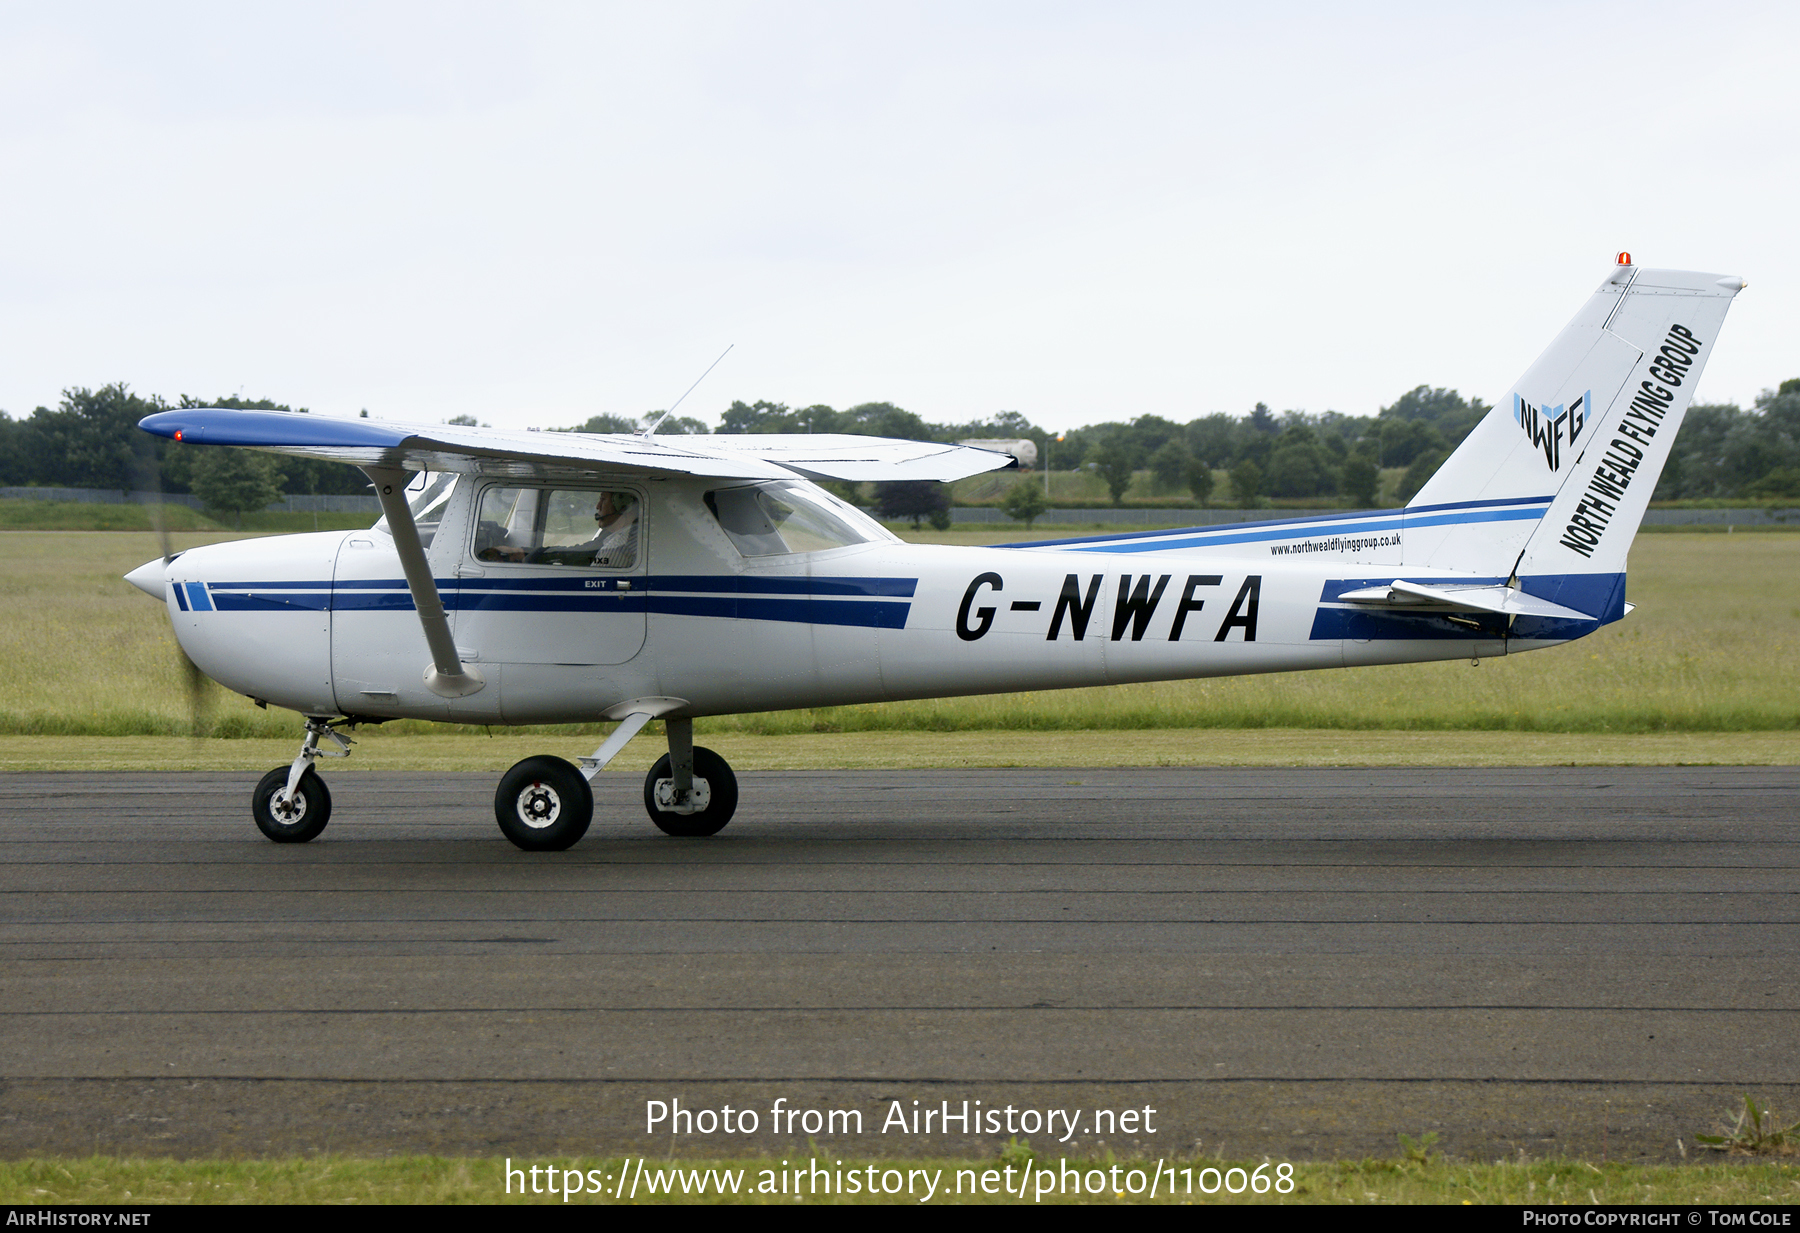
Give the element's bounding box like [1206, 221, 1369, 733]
[2, 766, 1795, 1162]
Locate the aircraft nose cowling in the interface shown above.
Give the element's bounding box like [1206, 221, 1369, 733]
[124, 557, 167, 599]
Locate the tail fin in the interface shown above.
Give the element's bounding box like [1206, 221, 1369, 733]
[1401, 261, 1744, 625]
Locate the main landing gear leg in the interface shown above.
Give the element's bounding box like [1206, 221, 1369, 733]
[252, 717, 352, 843]
[491, 703, 735, 850]
[490, 714, 661, 852]
[643, 716, 738, 837]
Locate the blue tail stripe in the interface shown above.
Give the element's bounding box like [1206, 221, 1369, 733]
[1056, 507, 1543, 555]
[1006, 496, 1553, 550]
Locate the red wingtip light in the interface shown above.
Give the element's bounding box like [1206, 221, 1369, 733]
[1616, 251, 1632, 266]
[173, 430, 183, 441]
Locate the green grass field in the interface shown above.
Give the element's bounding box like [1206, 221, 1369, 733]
[0, 498, 376, 534]
[5, 527, 1797, 1200]
[8, 728, 1797, 773]
[2, 529, 1794, 746]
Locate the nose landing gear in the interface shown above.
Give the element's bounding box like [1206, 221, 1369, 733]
[253, 764, 331, 842]
[251, 717, 353, 843]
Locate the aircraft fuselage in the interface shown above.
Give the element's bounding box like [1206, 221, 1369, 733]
[147, 474, 1582, 726]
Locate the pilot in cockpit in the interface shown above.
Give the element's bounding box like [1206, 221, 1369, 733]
[580, 491, 638, 567]
[478, 490, 638, 567]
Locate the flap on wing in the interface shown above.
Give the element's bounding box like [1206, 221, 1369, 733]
[138, 410, 1016, 484]
[1336, 579, 1594, 620]
[704, 434, 1019, 483]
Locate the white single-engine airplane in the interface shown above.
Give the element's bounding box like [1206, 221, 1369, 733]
[126, 258, 1743, 850]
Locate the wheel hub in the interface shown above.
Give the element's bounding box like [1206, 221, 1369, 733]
[653, 776, 712, 815]
[270, 790, 306, 824]
[516, 781, 562, 829]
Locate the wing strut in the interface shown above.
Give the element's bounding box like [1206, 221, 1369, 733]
[364, 466, 486, 699]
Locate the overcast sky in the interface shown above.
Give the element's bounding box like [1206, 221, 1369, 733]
[1, 1, 1793, 433]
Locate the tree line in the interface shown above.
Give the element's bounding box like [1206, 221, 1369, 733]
[0, 389, 374, 514]
[714, 384, 1800, 506]
[2, 378, 1795, 515]
[718, 390, 1492, 507]
[1652, 381, 1800, 500]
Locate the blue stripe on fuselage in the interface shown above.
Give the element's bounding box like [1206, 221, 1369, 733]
[194, 574, 918, 629]
[1047, 509, 1544, 555]
[210, 591, 332, 612]
[649, 575, 917, 597]
[645, 594, 911, 628]
[1003, 497, 1552, 554]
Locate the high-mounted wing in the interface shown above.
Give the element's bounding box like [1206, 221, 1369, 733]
[136, 409, 1017, 483]
[690, 433, 1018, 483]
[137, 406, 1016, 702]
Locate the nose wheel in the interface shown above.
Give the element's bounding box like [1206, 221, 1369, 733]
[253, 765, 332, 843]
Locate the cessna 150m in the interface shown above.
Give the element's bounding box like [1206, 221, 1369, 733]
[126, 259, 1743, 850]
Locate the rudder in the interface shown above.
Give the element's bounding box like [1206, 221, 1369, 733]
[1402, 261, 1743, 630]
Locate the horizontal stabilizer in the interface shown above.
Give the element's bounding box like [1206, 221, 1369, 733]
[1336, 579, 1594, 621]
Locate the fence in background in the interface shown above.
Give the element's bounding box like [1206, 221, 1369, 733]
[0, 488, 384, 514]
[950, 506, 1340, 525]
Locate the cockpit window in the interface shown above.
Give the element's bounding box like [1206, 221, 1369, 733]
[705, 482, 892, 557]
[472, 485, 640, 568]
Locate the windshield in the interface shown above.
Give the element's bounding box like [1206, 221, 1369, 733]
[705, 482, 893, 557]
[373, 471, 456, 544]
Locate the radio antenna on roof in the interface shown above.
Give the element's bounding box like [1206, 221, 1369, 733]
[640, 344, 734, 437]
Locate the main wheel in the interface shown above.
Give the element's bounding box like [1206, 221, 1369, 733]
[253, 765, 332, 843]
[643, 746, 738, 836]
[495, 755, 593, 851]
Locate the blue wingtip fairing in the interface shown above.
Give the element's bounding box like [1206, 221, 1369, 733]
[138, 408, 409, 450]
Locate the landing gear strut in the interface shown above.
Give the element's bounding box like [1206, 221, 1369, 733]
[643, 716, 737, 837]
[252, 717, 353, 843]
[493, 708, 738, 850]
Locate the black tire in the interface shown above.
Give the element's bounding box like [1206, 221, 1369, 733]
[253, 765, 332, 843]
[643, 746, 738, 836]
[495, 756, 593, 851]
